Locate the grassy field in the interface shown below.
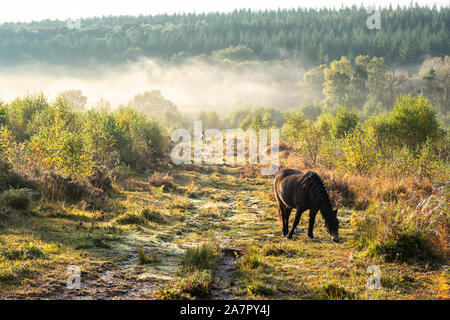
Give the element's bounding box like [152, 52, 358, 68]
[0, 160, 448, 300]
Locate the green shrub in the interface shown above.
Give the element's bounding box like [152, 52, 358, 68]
[4, 93, 49, 141]
[239, 107, 285, 130]
[115, 108, 167, 170]
[331, 106, 359, 139]
[341, 127, 379, 174]
[389, 94, 440, 150]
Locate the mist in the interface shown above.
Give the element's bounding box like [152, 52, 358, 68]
[0, 58, 308, 113]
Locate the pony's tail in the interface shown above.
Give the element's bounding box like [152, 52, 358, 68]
[276, 204, 282, 224]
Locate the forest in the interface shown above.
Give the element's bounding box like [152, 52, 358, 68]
[0, 6, 449, 67]
[0, 5, 449, 300]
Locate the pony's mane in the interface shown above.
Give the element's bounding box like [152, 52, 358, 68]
[301, 171, 333, 215]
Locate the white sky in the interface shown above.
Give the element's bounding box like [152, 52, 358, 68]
[0, 0, 448, 23]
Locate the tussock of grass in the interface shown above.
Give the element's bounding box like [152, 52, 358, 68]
[179, 271, 214, 298]
[142, 208, 165, 224]
[148, 173, 176, 190]
[181, 244, 217, 273]
[322, 284, 356, 300]
[75, 235, 111, 249]
[239, 246, 262, 270]
[262, 242, 305, 257]
[153, 270, 214, 300]
[185, 181, 199, 198]
[0, 241, 58, 260]
[247, 280, 275, 297]
[369, 231, 444, 265]
[136, 245, 161, 265]
[114, 211, 146, 225]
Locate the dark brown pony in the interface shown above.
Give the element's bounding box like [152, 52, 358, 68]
[274, 168, 340, 242]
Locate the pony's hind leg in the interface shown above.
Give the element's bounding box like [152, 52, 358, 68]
[287, 207, 306, 240]
[283, 207, 292, 236]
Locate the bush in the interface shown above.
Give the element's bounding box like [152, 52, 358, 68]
[114, 108, 167, 170]
[239, 107, 285, 130]
[340, 127, 379, 174]
[389, 94, 440, 150]
[3, 93, 49, 141]
[330, 106, 359, 139]
[282, 115, 324, 167]
[27, 122, 94, 180]
[0, 188, 32, 210]
[370, 230, 443, 264]
[351, 203, 447, 265]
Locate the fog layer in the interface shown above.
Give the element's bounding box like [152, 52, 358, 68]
[0, 58, 307, 112]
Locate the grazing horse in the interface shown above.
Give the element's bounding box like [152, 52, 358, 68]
[274, 168, 340, 242]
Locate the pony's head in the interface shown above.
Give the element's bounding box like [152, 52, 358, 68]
[325, 209, 340, 243]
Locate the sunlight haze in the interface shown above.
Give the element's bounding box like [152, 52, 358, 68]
[0, 0, 447, 23]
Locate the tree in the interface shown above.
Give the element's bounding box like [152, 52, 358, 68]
[299, 64, 326, 101]
[60, 90, 87, 111]
[323, 57, 353, 107]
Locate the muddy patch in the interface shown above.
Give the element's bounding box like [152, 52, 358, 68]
[211, 247, 242, 300]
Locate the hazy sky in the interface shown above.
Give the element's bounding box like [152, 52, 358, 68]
[0, 0, 448, 23]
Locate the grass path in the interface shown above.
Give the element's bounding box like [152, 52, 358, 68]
[0, 165, 446, 299]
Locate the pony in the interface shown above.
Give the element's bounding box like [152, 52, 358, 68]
[273, 168, 340, 242]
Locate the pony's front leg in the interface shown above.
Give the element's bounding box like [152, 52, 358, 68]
[308, 208, 318, 239]
[287, 207, 306, 240]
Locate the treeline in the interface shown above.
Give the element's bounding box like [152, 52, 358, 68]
[0, 6, 448, 66]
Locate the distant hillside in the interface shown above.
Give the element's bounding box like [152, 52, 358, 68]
[0, 6, 448, 67]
